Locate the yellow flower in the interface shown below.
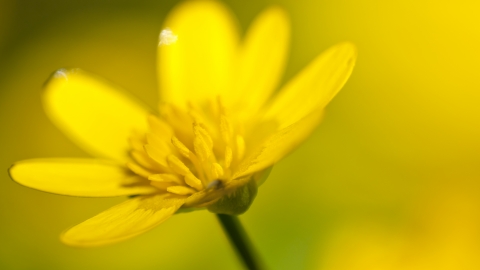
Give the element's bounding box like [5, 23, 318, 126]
[9, 0, 356, 247]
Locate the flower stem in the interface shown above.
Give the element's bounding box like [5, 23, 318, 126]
[216, 214, 263, 270]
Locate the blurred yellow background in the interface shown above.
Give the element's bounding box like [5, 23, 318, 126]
[1, 0, 480, 269]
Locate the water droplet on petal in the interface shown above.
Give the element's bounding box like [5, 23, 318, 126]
[53, 68, 69, 80]
[159, 28, 178, 46]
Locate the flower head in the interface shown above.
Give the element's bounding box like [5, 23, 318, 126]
[9, 0, 356, 247]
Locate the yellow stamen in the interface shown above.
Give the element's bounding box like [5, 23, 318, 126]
[211, 162, 224, 179]
[126, 162, 152, 179]
[194, 137, 209, 161]
[128, 97, 251, 199]
[150, 181, 174, 190]
[131, 150, 162, 171]
[185, 173, 203, 190]
[171, 135, 205, 182]
[144, 144, 169, 168]
[167, 155, 191, 176]
[193, 123, 213, 161]
[188, 108, 204, 124]
[236, 135, 245, 161]
[220, 115, 233, 143]
[146, 133, 171, 154]
[171, 136, 191, 158]
[148, 173, 182, 184]
[193, 123, 213, 148]
[225, 146, 232, 169]
[167, 186, 197, 196]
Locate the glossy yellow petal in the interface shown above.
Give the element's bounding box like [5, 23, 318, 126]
[9, 159, 156, 197]
[263, 42, 357, 129]
[233, 108, 324, 179]
[158, 0, 239, 107]
[43, 69, 150, 162]
[61, 194, 185, 247]
[233, 6, 290, 116]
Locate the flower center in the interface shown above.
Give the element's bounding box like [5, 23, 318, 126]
[127, 98, 245, 199]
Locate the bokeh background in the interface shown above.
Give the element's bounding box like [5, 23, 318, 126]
[1, 0, 480, 269]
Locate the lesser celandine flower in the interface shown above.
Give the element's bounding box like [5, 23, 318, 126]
[9, 0, 356, 255]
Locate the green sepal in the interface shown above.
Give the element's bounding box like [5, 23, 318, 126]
[254, 166, 273, 187]
[207, 179, 258, 215]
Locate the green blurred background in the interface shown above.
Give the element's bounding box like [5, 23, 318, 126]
[1, 0, 480, 269]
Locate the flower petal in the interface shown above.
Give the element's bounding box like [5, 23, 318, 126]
[233, 108, 324, 179]
[158, 0, 239, 107]
[233, 6, 290, 116]
[9, 158, 156, 197]
[43, 69, 150, 162]
[263, 42, 357, 129]
[61, 194, 185, 247]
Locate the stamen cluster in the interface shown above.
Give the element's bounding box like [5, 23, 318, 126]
[128, 98, 245, 205]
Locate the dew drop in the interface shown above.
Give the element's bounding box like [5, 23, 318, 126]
[159, 28, 178, 46]
[53, 68, 69, 80]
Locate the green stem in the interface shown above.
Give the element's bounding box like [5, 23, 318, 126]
[216, 214, 263, 270]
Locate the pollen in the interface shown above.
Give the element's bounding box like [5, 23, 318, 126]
[127, 99, 246, 203]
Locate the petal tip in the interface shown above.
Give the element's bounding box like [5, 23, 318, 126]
[8, 163, 19, 184]
[334, 41, 358, 65]
[42, 68, 80, 111]
[166, 0, 235, 23]
[60, 228, 112, 248]
[43, 68, 81, 88]
[60, 229, 110, 248]
[8, 161, 33, 188]
[264, 5, 290, 23]
[59, 231, 83, 247]
[253, 5, 291, 37]
[59, 220, 127, 248]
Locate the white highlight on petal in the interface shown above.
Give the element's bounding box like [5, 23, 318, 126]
[159, 28, 178, 46]
[52, 68, 69, 80]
